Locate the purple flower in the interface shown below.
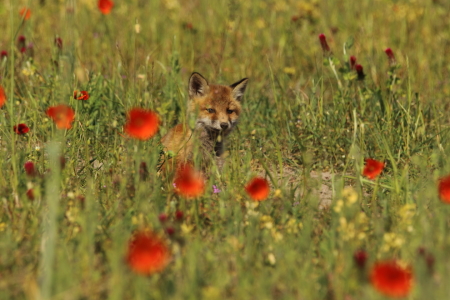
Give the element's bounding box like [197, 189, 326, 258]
[212, 185, 221, 194]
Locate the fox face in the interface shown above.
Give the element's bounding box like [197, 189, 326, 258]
[160, 72, 248, 170]
[188, 73, 248, 137]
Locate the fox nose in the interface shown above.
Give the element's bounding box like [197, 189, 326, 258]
[220, 122, 229, 130]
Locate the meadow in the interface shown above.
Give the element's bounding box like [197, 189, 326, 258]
[1, 0, 450, 299]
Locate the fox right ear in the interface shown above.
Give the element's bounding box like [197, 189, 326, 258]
[189, 72, 209, 98]
[230, 78, 249, 102]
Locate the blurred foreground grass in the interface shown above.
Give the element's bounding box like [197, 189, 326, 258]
[1, 0, 450, 299]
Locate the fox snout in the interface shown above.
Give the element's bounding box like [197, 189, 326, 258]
[198, 117, 232, 132]
[213, 120, 231, 132]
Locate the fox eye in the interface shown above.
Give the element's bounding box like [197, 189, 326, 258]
[206, 108, 215, 113]
[226, 109, 234, 114]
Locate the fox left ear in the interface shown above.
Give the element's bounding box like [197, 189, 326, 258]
[230, 78, 249, 101]
[189, 72, 209, 98]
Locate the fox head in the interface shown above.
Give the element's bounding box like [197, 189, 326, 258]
[187, 72, 248, 136]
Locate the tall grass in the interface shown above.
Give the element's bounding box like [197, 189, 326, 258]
[1, 0, 450, 299]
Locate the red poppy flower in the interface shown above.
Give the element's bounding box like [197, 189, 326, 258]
[73, 90, 89, 100]
[98, 0, 114, 15]
[46, 104, 75, 129]
[24, 161, 37, 177]
[245, 177, 270, 201]
[0, 85, 6, 108]
[173, 164, 205, 198]
[14, 123, 30, 135]
[124, 108, 159, 140]
[0, 51, 7, 59]
[438, 174, 450, 204]
[318, 33, 330, 52]
[126, 231, 171, 275]
[362, 158, 384, 180]
[370, 260, 413, 298]
[19, 7, 31, 20]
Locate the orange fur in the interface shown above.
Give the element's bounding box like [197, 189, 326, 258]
[161, 72, 248, 170]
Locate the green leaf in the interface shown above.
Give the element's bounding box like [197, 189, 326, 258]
[345, 36, 354, 51]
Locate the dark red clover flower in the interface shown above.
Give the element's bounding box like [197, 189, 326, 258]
[24, 161, 37, 177]
[318, 34, 330, 52]
[354, 250, 368, 269]
[385, 48, 396, 65]
[55, 37, 63, 50]
[184, 22, 194, 30]
[139, 161, 149, 181]
[355, 64, 365, 80]
[165, 227, 175, 236]
[175, 210, 184, 222]
[18, 36, 26, 49]
[350, 56, 357, 70]
[425, 254, 435, 272]
[158, 213, 168, 223]
[1, 51, 7, 60]
[14, 123, 30, 135]
[26, 189, 34, 200]
[60, 156, 66, 170]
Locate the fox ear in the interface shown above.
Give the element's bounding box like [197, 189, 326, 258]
[230, 78, 249, 101]
[189, 72, 209, 98]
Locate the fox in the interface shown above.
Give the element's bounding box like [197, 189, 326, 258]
[160, 72, 248, 171]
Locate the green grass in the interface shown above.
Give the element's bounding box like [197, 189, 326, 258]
[1, 0, 450, 299]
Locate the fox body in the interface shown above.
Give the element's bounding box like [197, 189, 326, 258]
[161, 72, 248, 169]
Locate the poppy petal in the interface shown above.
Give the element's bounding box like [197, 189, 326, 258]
[46, 104, 75, 129]
[245, 177, 270, 201]
[370, 260, 413, 297]
[362, 158, 385, 180]
[98, 0, 114, 14]
[126, 231, 171, 275]
[173, 164, 205, 198]
[124, 108, 159, 140]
